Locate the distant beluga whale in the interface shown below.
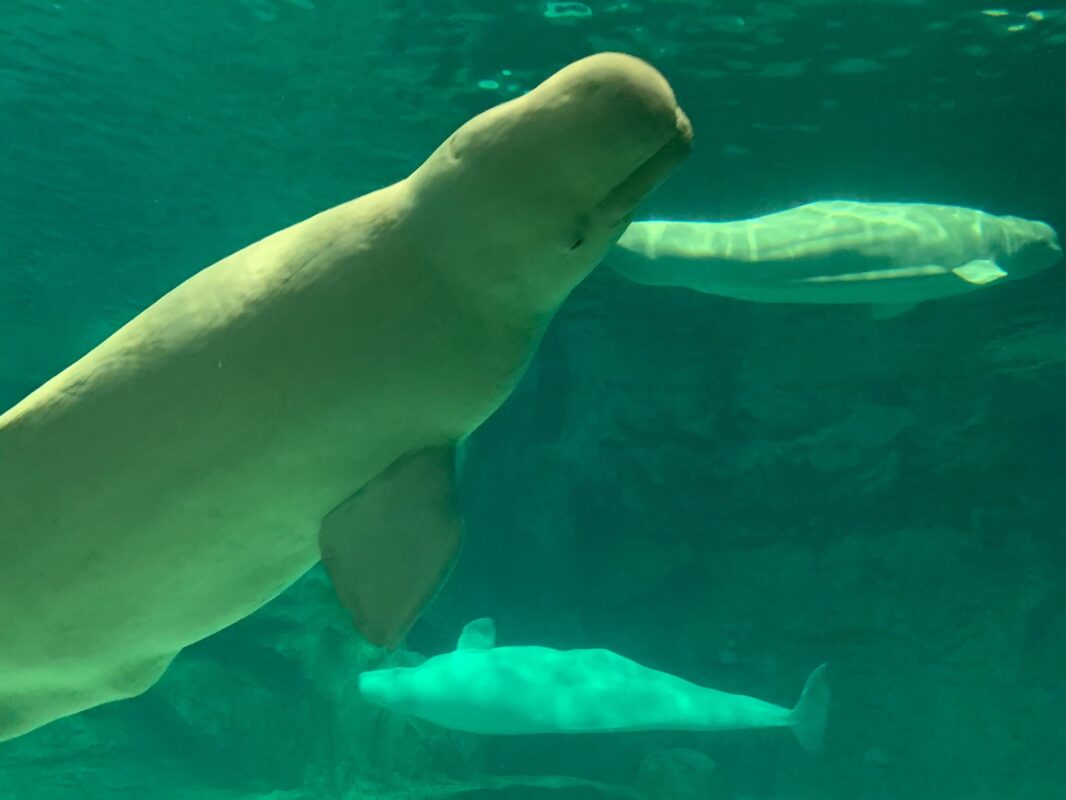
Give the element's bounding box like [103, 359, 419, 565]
[0, 53, 692, 741]
[359, 618, 831, 752]
[610, 200, 1061, 318]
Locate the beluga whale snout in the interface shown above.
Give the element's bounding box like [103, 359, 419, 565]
[408, 52, 692, 311]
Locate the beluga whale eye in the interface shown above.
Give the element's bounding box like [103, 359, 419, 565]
[570, 237, 585, 251]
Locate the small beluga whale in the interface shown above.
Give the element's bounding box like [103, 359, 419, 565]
[610, 200, 1061, 318]
[0, 53, 691, 741]
[359, 619, 830, 752]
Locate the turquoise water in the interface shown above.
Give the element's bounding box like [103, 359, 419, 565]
[2, 1, 1064, 798]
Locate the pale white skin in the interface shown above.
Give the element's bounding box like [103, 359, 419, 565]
[612, 200, 1061, 308]
[359, 620, 829, 751]
[0, 53, 691, 741]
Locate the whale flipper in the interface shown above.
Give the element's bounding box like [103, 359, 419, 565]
[457, 618, 497, 650]
[790, 663, 830, 753]
[319, 446, 463, 650]
[952, 258, 1008, 285]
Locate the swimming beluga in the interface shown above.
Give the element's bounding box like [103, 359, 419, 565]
[359, 618, 830, 752]
[610, 200, 1061, 318]
[0, 53, 692, 741]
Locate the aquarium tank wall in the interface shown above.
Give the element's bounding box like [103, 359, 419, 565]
[1, 1, 1064, 799]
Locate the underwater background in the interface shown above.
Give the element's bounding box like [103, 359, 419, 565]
[2, 1, 1064, 798]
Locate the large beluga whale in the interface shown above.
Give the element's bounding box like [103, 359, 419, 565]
[0, 53, 692, 741]
[610, 200, 1061, 318]
[359, 618, 830, 752]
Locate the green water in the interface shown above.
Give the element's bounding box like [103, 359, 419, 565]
[2, 1, 1064, 798]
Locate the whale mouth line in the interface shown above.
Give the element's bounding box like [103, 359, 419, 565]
[592, 106, 693, 232]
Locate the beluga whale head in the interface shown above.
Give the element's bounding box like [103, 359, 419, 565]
[997, 215, 1061, 279]
[406, 52, 693, 313]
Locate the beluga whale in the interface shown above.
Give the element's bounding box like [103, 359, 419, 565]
[0, 53, 692, 741]
[359, 618, 830, 752]
[610, 200, 1061, 318]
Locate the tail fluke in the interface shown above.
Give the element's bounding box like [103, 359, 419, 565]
[790, 663, 830, 753]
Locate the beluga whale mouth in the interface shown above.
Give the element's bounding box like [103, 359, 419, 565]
[592, 106, 693, 235]
[405, 51, 693, 311]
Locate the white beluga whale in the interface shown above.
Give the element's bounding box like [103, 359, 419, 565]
[0, 53, 692, 741]
[359, 618, 830, 752]
[610, 200, 1061, 318]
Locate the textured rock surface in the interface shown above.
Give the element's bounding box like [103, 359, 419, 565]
[438, 265, 1066, 800]
[636, 748, 719, 800]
